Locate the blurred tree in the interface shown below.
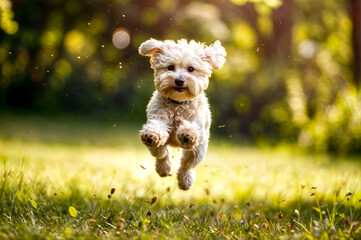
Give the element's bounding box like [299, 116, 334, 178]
[0, 0, 360, 153]
[0, 0, 18, 35]
[348, 0, 361, 87]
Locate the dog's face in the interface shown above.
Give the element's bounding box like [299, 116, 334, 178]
[139, 39, 226, 102]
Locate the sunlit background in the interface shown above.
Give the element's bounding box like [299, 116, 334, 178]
[1, 0, 361, 153]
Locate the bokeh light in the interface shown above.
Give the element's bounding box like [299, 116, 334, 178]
[64, 30, 95, 59]
[112, 28, 130, 50]
[298, 39, 317, 59]
[0, 0, 18, 35]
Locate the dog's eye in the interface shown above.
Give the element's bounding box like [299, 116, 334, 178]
[168, 65, 175, 71]
[188, 67, 194, 72]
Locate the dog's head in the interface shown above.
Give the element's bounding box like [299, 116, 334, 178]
[139, 39, 226, 102]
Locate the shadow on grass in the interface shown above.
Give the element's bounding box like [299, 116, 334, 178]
[0, 113, 142, 147]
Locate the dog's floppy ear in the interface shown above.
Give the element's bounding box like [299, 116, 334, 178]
[204, 40, 227, 70]
[139, 38, 163, 56]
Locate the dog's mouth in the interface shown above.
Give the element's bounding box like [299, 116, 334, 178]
[174, 87, 186, 93]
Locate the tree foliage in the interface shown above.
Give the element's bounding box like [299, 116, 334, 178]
[0, 0, 360, 153]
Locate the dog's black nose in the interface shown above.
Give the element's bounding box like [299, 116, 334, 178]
[175, 78, 184, 86]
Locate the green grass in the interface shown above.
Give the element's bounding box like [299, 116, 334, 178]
[0, 113, 361, 239]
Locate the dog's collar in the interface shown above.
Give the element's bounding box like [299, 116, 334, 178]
[167, 98, 192, 105]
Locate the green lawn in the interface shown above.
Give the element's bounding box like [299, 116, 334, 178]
[0, 114, 360, 239]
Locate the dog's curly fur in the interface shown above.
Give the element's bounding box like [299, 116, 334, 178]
[139, 39, 226, 190]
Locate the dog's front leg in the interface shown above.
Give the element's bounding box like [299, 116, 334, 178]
[176, 118, 208, 189]
[177, 141, 208, 190]
[175, 118, 204, 149]
[140, 119, 169, 147]
[140, 119, 171, 177]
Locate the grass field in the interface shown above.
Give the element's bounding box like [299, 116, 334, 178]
[0, 114, 360, 239]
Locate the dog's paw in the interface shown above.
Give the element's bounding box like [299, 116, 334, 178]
[140, 130, 162, 147]
[177, 132, 197, 149]
[177, 169, 195, 190]
[156, 156, 172, 177]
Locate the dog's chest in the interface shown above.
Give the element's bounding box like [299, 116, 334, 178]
[173, 104, 196, 122]
[168, 104, 197, 147]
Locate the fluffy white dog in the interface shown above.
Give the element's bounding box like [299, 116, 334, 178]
[139, 39, 226, 190]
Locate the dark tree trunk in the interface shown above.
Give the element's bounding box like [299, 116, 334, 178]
[271, 0, 293, 60]
[238, 0, 294, 60]
[349, 0, 361, 87]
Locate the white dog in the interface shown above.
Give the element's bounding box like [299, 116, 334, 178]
[139, 39, 226, 190]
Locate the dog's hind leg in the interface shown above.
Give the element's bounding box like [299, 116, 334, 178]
[148, 145, 171, 177]
[177, 141, 208, 190]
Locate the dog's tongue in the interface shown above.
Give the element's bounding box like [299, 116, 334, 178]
[175, 88, 185, 93]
